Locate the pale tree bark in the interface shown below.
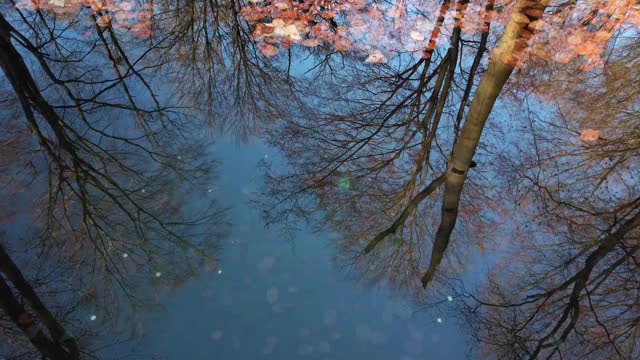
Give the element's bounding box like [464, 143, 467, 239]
[421, 0, 550, 288]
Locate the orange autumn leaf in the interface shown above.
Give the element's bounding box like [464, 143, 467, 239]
[575, 42, 601, 57]
[351, 19, 366, 29]
[579, 128, 600, 141]
[333, 38, 352, 51]
[476, 242, 486, 256]
[301, 38, 320, 47]
[257, 42, 279, 57]
[253, 24, 275, 39]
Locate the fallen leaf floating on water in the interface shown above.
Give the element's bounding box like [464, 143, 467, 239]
[579, 128, 600, 141]
[258, 43, 279, 57]
[351, 19, 367, 29]
[265, 19, 302, 40]
[410, 31, 425, 41]
[210, 330, 223, 341]
[266, 286, 279, 304]
[366, 50, 386, 64]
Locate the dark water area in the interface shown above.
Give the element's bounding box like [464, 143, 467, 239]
[130, 140, 469, 359]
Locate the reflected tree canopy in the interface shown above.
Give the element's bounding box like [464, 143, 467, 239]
[461, 40, 640, 359]
[250, 1, 640, 358]
[152, 0, 293, 138]
[0, 3, 230, 358]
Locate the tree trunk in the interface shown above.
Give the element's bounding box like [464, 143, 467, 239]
[0, 244, 80, 358]
[421, 0, 550, 288]
[0, 274, 72, 360]
[0, 13, 75, 154]
[0, 14, 80, 359]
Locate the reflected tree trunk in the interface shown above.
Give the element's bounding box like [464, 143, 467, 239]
[422, 0, 550, 287]
[365, 172, 446, 253]
[0, 244, 80, 358]
[0, 272, 72, 360]
[1, 13, 80, 359]
[0, 13, 75, 155]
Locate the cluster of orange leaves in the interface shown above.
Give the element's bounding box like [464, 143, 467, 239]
[241, 0, 640, 68]
[241, 0, 505, 61]
[516, 0, 640, 70]
[14, 0, 154, 38]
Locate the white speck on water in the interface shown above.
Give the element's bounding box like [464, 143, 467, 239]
[266, 287, 279, 304]
[155, 272, 162, 277]
[436, 317, 443, 324]
[122, 253, 128, 258]
[210, 330, 223, 341]
[447, 295, 453, 302]
[217, 269, 222, 274]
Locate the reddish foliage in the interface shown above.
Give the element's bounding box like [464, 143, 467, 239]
[15, 0, 155, 38]
[258, 42, 279, 56]
[235, 0, 640, 70]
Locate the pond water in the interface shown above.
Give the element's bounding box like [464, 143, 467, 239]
[132, 140, 468, 360]
[129, 143, 469, 360]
